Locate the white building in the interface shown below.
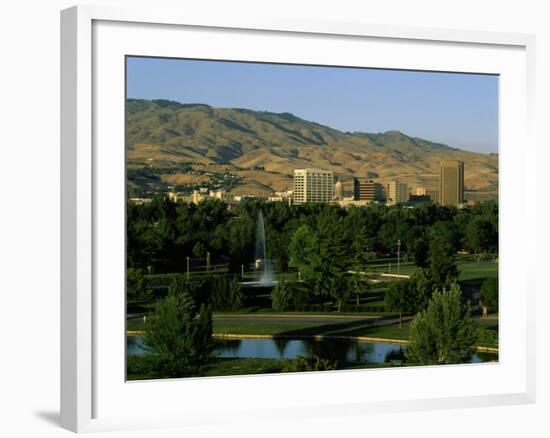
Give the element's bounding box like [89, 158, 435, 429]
[293, 169, 334, 204]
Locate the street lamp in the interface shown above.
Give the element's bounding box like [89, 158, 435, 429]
[397, 239, 401, 274]
[186, 256, 190, 279]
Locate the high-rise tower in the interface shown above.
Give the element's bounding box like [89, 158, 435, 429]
[439, 160, 464, 207]
[293, 169, 334, 204]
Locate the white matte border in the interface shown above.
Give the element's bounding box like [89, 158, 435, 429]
[61, 5, 536, 433]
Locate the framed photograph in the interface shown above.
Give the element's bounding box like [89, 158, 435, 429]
[61, 5, 536, 433]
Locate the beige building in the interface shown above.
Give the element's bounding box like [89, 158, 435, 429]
[416, 186, 440, 204]
[293, 169, 334, 203]
[387, 180, 409, 204]
[439, 160, 464, 207]
[333, 179, 344, 200]
[353, 178, 385, 202]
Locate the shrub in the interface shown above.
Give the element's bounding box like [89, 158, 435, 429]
[208, 276, 244, 311]
[127, 268, 150, 299]
[479, 277, 498, 313]
[271, 280, 293, 311]
[143, 278, 214, 377]
[271, 280, 310, 311]
[406, 284, 478, 365]
[282, 356, 338, 372]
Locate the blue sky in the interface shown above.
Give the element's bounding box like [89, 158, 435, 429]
[126, 57, 498, 154]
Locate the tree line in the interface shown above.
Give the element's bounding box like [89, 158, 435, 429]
[128, 196, 498, 275]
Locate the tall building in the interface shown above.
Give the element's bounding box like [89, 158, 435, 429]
[425, 187, 440, 204]
[293, 169, 334, 203]
[387, 180, 409, 204]
[416, 186, 440, 204]
[353, 178, 385, 202]
[439, 160, 464, 207]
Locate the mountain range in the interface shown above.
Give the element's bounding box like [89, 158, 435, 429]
[126, 99, 498, 201]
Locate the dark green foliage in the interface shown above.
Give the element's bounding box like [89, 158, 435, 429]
[479, 277, 498, 312]
[477, 326, 498, 347]
[428, 238, 458, 291]
[271, 280, 310, 311]
[143, 277, 214, 377]
[384, 268, 433, 327]
[288, 209, 352, 308]
[127, 196, 498, 312]
[466, 217, 497, 254]
[208, 276, 244, 311]
[271, 280, 292, 311]
[192, 241, 206, 258]
[127, 267, 150, 299]
[406, 284, 478, 365]
[385, 281, 410, 327]
[281, 356, 338, 372]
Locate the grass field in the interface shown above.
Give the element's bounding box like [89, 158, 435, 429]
[127, 354, 393, 380]
[212, 318, 412, 340]
[128, 254, 498, 347]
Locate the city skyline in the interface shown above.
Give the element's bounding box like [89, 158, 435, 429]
[126, 57, 499, 154]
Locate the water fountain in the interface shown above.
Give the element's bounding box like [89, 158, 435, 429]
[255, 211, 273, 286]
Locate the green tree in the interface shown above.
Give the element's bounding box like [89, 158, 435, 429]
[271, 280, 310, 311]
[192, 241, 206, 258]
[350, 273, 370, 306]
[409, 268, 434, 308]
[225, 215, 255, 273]
[385, 281, 410, 328]
[428, 238, 458, 291]
[385, 270, 432, 328]
[466, 217, 497, 254]
[143, 277, 214, 377]
[479, 277, 498, 313]
[271, 280, 293, 311]
[226, 276, 244, 310]
[127, 267, 149, 300]
[208, 276, 243, 311]
[288, 214, 353, 309]
[288, 224, 319, 279]
[405, 226, 430, 268]
[329, 274, 351, 312]
[406, 284, 478, 365]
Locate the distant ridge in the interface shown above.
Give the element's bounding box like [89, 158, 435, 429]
[126, 99, 498, 200]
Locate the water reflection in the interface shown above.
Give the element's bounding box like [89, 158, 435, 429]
[127, 336, 496, 365]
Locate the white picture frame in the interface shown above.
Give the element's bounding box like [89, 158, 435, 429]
[61, 4, 536, 433]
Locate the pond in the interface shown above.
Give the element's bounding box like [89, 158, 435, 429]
[127, 336, 494, 364]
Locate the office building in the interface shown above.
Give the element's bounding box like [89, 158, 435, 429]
[416, 186, 440, 204]
[293, 169, 334, 203]
[387, 180, 409, 204]
[439, 160, 464, 207]
[353, 178, 385, 202]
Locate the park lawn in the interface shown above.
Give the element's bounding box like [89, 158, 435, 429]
[474, 316, 499, 348]
[213, 318, 413, 340]
[214, 316, 497, 347]
[457, 261, 498, 281]
[213, 321, 322, 335]
[128, 312, 401, 333]
[127, 321, 146, 331]
[126, 355, 293, 380]
[127, 355, 389, 380]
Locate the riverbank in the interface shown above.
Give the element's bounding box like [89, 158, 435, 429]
[127, 355, 391, 381]
[127, 330, 498, 354]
